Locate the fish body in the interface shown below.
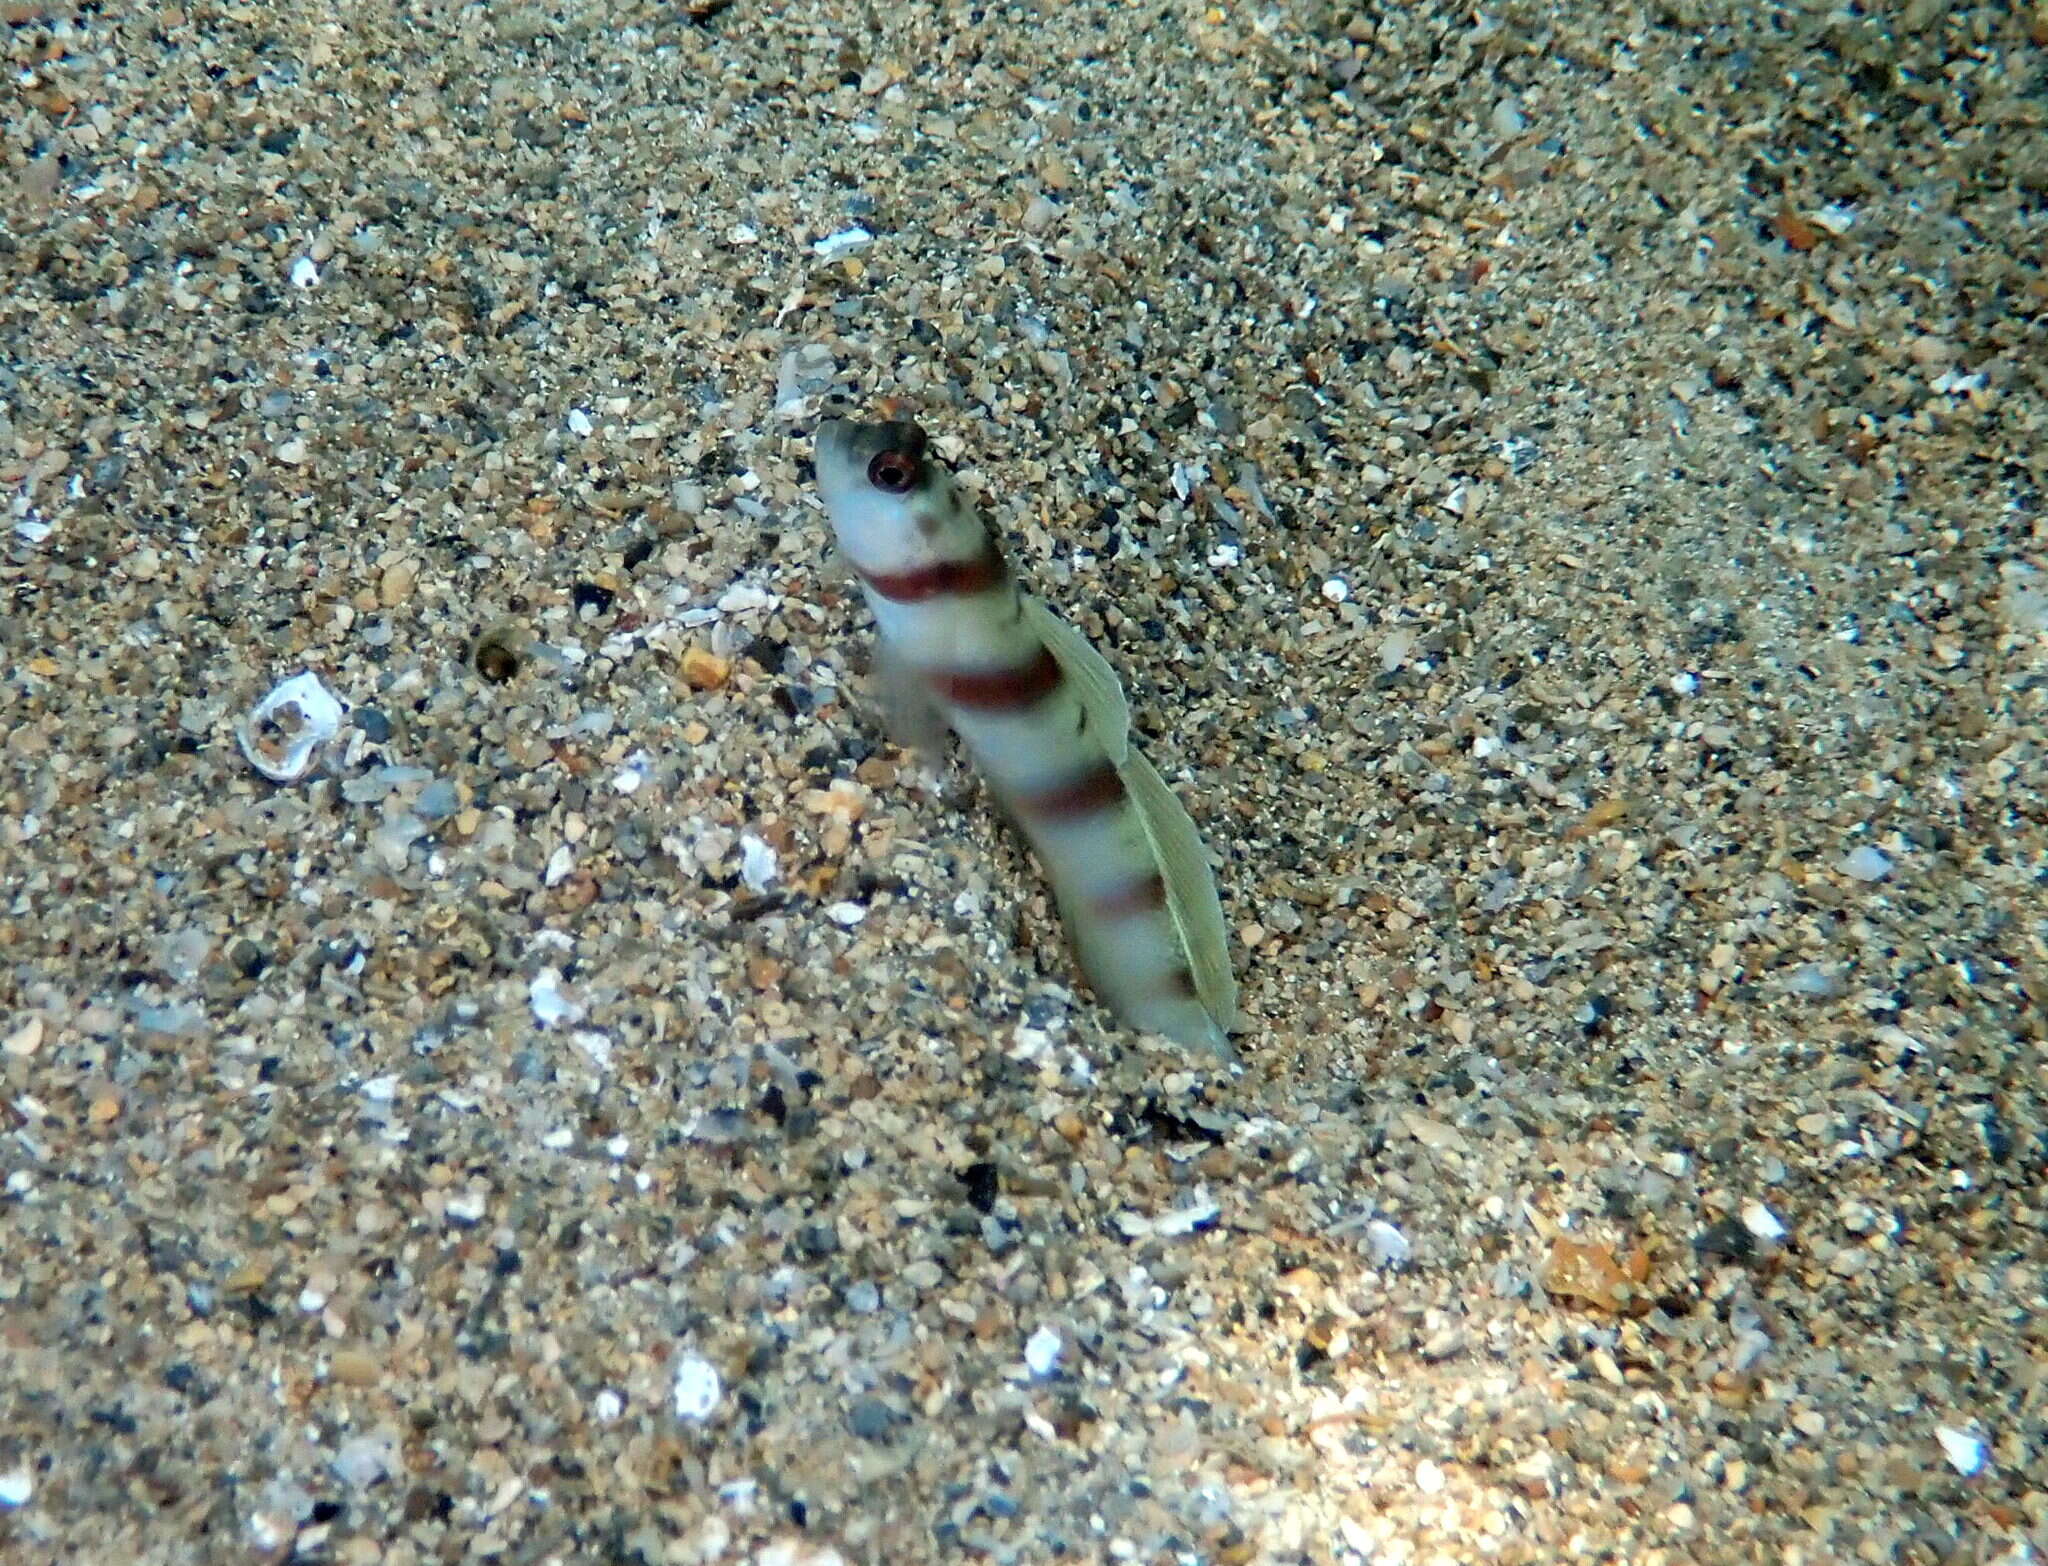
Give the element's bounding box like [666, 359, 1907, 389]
[813, 417, 1237, 1058]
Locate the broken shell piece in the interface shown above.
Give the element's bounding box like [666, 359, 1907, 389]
[237, 671, 348, 783]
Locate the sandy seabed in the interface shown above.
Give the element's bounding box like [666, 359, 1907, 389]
[3, 2, 2045, 1562]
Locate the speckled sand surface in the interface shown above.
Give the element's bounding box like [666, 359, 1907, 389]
[4, 2, 2046, 1562]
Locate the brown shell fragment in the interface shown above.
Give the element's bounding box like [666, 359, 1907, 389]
[1544, 1236, 1652, 1314]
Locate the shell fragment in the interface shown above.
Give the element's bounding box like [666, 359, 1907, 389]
[236, 671, 348, 783]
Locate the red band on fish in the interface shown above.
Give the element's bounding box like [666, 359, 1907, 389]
[856, 540, 1006, 603]
[1090, 871, 1168, 919]
[1017, 758, 1127, 821]
[931, 646, 1063, 711]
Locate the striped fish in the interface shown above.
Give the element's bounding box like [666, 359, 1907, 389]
[813, 416, 1238, 1058]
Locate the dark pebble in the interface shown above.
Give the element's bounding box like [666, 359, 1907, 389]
[847, 1396, 899, 1442]
[799, 1222, 837, 1258]
[960, 1161, 999, 1214]
[1694, 1216, 1754, 1261]
[571, 582, 617, 616]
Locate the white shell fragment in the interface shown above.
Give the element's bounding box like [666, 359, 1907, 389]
[1379, 626, 1418, 673]
[811, 226, 874, 260]
[612, 751, 651, 794]
[1365, 1218, 1412, 1267]
[1740, 1200, 1787, 1243]
[739, 834, 779, 893]
[1842, 845, 1893, 882]
[528, 967, 585, 1028]
[716, 582, 777, 616]
[774, 343, 839, 419]
[330, 1433, 398, 1489]
[673, 1354, 722, 1421]
[1935, 1425, 1986, 1476]
[1024, 1325, 1063, 1377]
[1117, 1190, 1221, 1239]
[236, 671, 348, 783]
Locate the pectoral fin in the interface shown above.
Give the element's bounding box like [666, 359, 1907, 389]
[872, 639, 952, 757]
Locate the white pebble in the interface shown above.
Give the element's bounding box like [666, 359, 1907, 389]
[1378, 627, 1417, 673]
[1415, 1459, 1445, 1494]
[1740, 1201, 1787, 1243]
[673, 1354, 722, 1421]
[739, 834, 778, 893]
[567, 408, 594, 437]
[0, 1468, 30, 1508]
[289, 255, 320, 289]
[1671, 671, 1699, 696]
[1842, 845, 1893, 882]
[1320, 577, 1349, 604]
[528, 967, 585, 1027]
[247, 1511, 291, 1551]
[1150, 1192, 1221, 1237]
[825, 901, 867, 927]
[1206, 542, 1241, 569]
[1785, 963, 1843, 999]
[1365, 1218, 1411, 1266]
[1935, 1425, 1986, 1476]
[812, 225, 874, 260]
[593, 1389, 624, 1423]
[330, 1434, 396, 1489]
[1024, 1325, 1062, 1377]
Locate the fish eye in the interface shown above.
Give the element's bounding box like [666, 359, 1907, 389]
[866, 449, 921, 494]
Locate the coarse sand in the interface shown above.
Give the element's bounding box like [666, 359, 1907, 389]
[3, 2, 2045, 1562]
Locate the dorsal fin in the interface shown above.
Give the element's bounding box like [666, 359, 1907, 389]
[1118, 749, 1238, 1039]
[1022, 596, 1131, 765]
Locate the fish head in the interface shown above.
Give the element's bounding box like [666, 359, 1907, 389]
[815, 417, 959, 561]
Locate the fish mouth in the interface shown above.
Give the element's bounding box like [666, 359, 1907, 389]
[813, 418, 861, 494]
[815, 417, 854, 459]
